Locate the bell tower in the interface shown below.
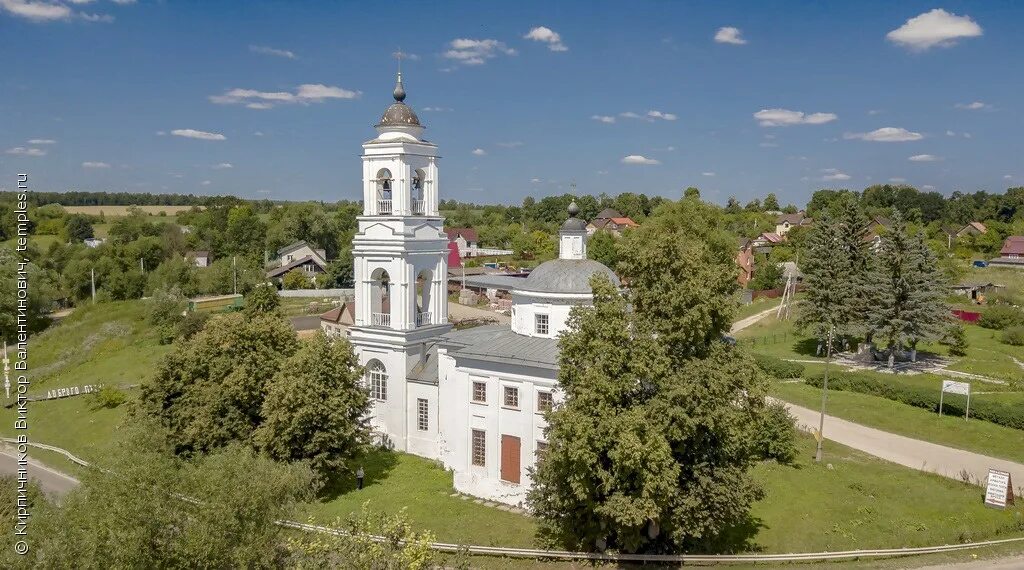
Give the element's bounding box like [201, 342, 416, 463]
[348, 72, 451, 456]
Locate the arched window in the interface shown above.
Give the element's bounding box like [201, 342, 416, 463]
[415, 268, 432, 326]
[370, 268, 391, 327]
[367, 360, 387, 401]
[412, 169, 426, 215]
[375, 168, 393, 214]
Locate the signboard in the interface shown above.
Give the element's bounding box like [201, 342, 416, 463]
[984, 469, 1015, 509]
[939, 380, 971, 419]
[941, 380, 970, 396]
[42, 384, 103, 401]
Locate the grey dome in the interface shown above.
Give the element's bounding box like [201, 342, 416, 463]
[560, 200, 587, 231]
[518, 259, 620, 294]
[378, 102, 421, 127]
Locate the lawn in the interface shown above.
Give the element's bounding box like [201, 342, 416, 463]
[771, 381, 1024, 464]
[921, 325, 1024, 382]
[734, 313, 826, 362]
[298, 434, 1024, 554]
[734, 295, 784, 321]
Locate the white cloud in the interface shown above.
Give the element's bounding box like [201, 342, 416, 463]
[471, 148, 486, 156]
[530, 178, 541, 183]
[155, 130, 166, 136]
[867, 109, 883, 115]
[5, 146, 46, 156]
[27, 138, 55, 144]
[443, 38, 516, 66]
[1003, 175, 1013, 180]
[212, 162, 233, 169]
[754, 108, 837, 127]
[171, 129, 226, 141]
[963, 132, 972, 139]
[759, 142, 779, 148]
[249, 45, 297, 59]
[209, 83, 360, 108]
[253, 131, 264, 136]
[111, 0, 135, 4]
[714, 26, 747, 45]
[66, 0, 95, 4]
[889, 177, 907, 183]
[922, 185, 936, 190]
[646, 110, 677, 121]
[496, 141, 524, 148]
[702, 172, 716, 177]
[391, 50, 420, 61]
[821, 168, 851, 181]
[844, 127, 923, 142]
[886, 9, 982, 51]
[0, 0, 71, 22]
[955, 101, 990, 110]
[524, 26, 568, 51]
[946, 130, 956, 136]
[81, 161, 110, 168]
[908, 154, 941, 162]
[591, 115, 616, 124]
[422, 106, 453, 112]
[621, 155, 660, 165]
[80, 12, 113, 22]
[201, 180, 212, 186]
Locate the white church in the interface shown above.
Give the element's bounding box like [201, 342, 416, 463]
[348, 73, 619, 505]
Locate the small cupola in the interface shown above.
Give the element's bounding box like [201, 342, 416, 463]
[558, 201, 588, 260]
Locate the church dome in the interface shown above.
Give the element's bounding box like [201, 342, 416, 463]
[376, 72, 421, 128]
[518, 258, 620, 295]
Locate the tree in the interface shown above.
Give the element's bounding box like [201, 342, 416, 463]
[246, 283, 281, 316]
[587, 231, 618, 270]
[749, 254, 782, 291]
[140, 312, 299, 455]
[224, 205, 267, 258]
[323, 250, 355, 288]
[531, 198, 788, 554]
[763, 193, 780, 212]
[15, 428, 315, 570]
[62, 214, 94, 242]
[683, 187, 701, 200]
[797, 214, 855, 350]
[283, 268, 313, 290]
[865, 211, 950, 365]
[256, 333, 371, 479]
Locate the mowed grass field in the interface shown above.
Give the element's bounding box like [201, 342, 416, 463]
[60, 205, 198, 216]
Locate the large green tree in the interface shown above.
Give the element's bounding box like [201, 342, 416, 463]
[256, 332, 371, 479]
[797, 214, 854, 350]
[140, 311, 299, 454]
[530, 198, 787, 554]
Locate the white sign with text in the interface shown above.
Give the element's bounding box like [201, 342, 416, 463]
[984, 469, 1014, 509]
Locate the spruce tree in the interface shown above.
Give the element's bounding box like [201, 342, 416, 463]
[797, 214, 853, 353]
[903, 231, 952, 361]
[834, 196, 874, 347]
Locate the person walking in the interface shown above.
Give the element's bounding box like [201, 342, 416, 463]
[356, 466, 365, 490]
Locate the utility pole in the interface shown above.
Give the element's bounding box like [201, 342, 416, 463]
[140, 257, 145, 272]
[232, 256, 237, 295]
[91, 267, 96, 304]
[814, 326, 835, 463]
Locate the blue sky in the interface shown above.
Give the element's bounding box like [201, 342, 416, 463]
[1, 1, 1022, 207]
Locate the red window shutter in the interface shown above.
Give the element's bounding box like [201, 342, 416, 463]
[500, 435, 521, 484]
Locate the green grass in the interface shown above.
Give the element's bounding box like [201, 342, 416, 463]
[771, 381, 1024, 464]
[279, 296, 341, 317]
[300, 450, 539, 548]
[734, 296, 784, 321]
[750, 435, 1024, 553]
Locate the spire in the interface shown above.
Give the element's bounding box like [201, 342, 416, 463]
[393, 71, 406, 102]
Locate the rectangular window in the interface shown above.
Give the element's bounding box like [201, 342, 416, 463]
[535, 313, 549, 335]
[471, 429, 486, 467]
[416, 398, 429, 431]
[503, 386, 520, 409]
[472, 381, 487, 403]
[537, 391, 553, 413]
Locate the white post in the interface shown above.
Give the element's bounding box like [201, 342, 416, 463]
[91, 268, 96, 304]
[965, 390, 970, 421]
[939, 389, 944, 416]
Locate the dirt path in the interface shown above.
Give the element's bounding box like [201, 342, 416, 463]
[730, 305, 782, 334]
[776, 398, 1024, 486]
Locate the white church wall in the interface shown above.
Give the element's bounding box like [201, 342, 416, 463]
[406, 381, 441, 460]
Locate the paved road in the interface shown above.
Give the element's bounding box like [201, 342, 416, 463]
[0, 450, 79, 496]
[778, 398, 1024, 486]
[913, 555, 1024, 569]
[289, 315, 322, 331]
[730, 304, 782, 334]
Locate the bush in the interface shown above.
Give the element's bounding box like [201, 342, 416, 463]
[978, 305, 1024, 330]
[175, 311, 209, 341]
[753, 353, 805, 379]
[90, 386, 127, 409]
[1001, 326, 1024, 346]
[750, 401, 798, 464]
[942, 323, 969, 357]
[805, 372, 1024, 431]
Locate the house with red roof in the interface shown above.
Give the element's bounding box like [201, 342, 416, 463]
[586, 208, 639, 237]
[990, 236, 1024, 267]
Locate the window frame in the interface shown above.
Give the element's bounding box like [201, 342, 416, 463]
[416, 398, 429, 431]
[471, 429, 486, 467]
[367, 361, 387, 401]
[471, 381, 487, 404]
[503, 385, 520, 410]
[536, 391, 553, 413]
[534, 313, 550, 336]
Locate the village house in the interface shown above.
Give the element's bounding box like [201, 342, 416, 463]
[445, 228, 479, 256]
[735, 237, 754, 286]
[320, 302, 356, 338]
[774, 212, 812, 236]
[751, 231, 784, 254]
[266, 240, 329, 282]
[185, 250, 211, 267]
[990, 236, 1024, 267]
[585, 208, 639, 236]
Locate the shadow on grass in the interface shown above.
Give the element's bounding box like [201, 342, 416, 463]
[317, 447, 399, 501]
[792, 337, 821, 357]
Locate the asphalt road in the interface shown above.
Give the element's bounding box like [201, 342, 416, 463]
[289, 315, 322, 331]
[0, 450, 79, 496]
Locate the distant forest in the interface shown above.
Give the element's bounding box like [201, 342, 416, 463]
[0, 191, 242, 207]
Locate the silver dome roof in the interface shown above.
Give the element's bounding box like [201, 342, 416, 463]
[377, 72, 421, 128]
[517, 258, 620, 295]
